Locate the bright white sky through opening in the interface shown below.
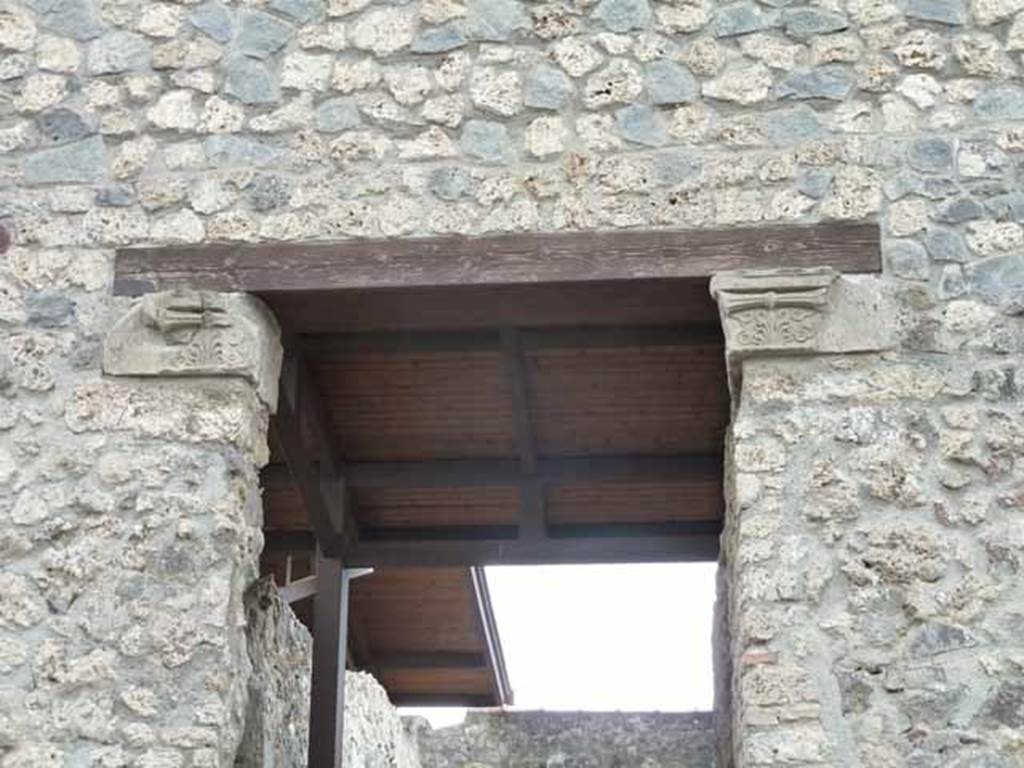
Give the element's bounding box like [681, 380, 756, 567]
[401, 562, 717, 728]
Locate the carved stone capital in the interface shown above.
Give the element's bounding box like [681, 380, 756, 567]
[710, 267, 894, 395]
[103, 290, 283, 411]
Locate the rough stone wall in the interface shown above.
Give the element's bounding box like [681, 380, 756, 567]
[410, 710, 716, 767]
[1, 0, 1024, 764]
[345, 672, 422, 768]
[238, 577, 312, 768]
[0, 374, 272, 766]
[239, 579, 418, 768]
[724, 296, 1024, 766]
[1, 0, 1023, 272]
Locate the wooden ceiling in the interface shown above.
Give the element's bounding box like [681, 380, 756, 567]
[261, 278, 730, 567]
[113, 222, 882, 709]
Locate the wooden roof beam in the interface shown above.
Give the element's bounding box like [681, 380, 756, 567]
[273, 350, 355, 556]
[501, 328, 545, 542]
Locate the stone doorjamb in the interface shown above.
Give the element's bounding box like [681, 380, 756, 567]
[95, 289, 285, 765]
[709, 268, 896, 768]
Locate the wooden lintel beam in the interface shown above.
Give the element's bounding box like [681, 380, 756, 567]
[470, 567, 514, 706]
[113, 222, 881, 295]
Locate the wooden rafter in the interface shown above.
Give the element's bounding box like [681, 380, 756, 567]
[273, 350, 351, 556]
[501, 328, 545, 541]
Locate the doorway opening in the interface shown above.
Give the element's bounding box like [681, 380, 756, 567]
[257, 273, 729, 713]
[113, 221, 882, 765]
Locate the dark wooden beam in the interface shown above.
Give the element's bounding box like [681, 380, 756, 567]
[308, 553, 350, 768]
[340, 527, 721, 567]
[470, 567, 514, 706]
[299, 325, 723, 356]
[273, 350, 355, 556]
[502, 328, 545, 541]
[113, 222, 881, 295]
[502, 329, 535, 475]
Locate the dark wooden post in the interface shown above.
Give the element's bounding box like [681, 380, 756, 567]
[308, 551, 350, 768]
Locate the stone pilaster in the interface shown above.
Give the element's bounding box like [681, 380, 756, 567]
[710, 269, 894, 768]
[0, 292, 284, 767]
[711, 272, 1024, 767]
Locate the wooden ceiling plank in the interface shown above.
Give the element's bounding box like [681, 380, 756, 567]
[373, 651, 487, 670]
[334, 454, 721, 489]
[114, 222, 881, 295]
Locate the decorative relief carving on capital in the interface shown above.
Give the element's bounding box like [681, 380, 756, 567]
[710, 267, 894, 396]
[103, 290, 283, 411]
[711, 268, 837, 355]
